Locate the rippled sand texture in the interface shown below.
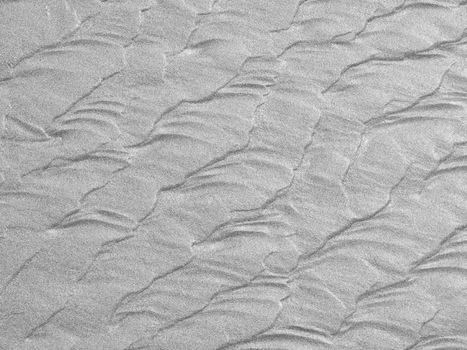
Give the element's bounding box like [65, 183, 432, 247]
[1, 0, 467, 349]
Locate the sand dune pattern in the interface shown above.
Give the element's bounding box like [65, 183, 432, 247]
[1, 0, 467, 349]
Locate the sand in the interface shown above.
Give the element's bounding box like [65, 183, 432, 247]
[1, 0, 467, 349]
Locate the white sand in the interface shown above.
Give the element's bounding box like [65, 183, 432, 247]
[1, 0, 467, 349]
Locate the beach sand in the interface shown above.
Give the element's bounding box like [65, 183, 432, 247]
[1, 1, 467, 349]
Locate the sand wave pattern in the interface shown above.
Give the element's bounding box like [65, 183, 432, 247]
[1, 0, 467, 349]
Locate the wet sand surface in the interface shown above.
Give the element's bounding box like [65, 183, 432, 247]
[1, 0, 467, 349]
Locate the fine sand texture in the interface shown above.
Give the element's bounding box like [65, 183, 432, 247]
[1, 1, 467, 349]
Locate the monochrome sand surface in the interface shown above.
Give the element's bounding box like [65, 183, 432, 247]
[1, 0, 467, 349]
